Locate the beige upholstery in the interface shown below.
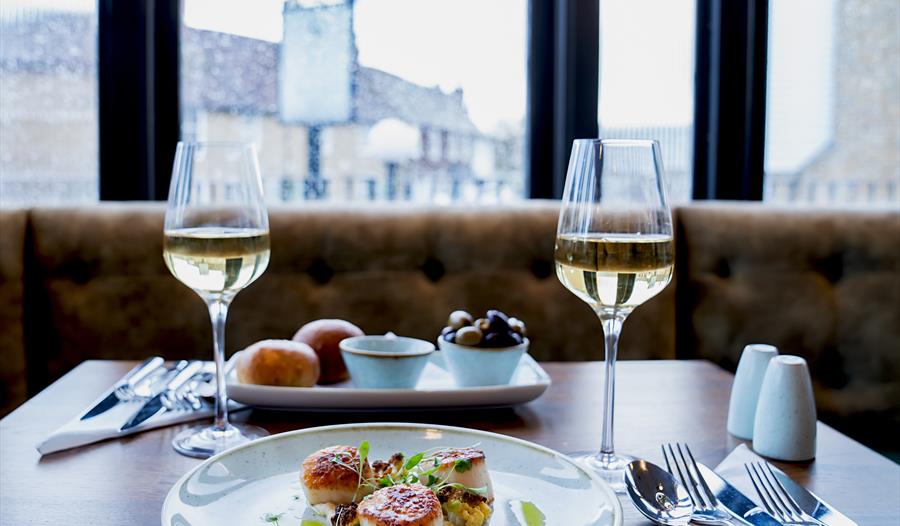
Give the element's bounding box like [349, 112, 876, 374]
[676, 203, 900, 444]
[0, 210, 27, 414]
[2, 201, 897, 448]
[22, 202, 674, 395]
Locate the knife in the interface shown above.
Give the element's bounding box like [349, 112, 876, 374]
[696, 463, 782, 526]
[771, 467, 858, 526]
[80, 356, 165, 420]
[119, 360, 201, 432]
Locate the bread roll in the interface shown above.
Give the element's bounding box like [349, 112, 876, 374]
[236, 339, 320, 387]
[292, 319, 364, 384]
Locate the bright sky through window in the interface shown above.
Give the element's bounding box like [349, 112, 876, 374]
[598, 0, 696, 127]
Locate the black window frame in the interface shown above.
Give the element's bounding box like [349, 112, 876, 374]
[692, 0, 768, 200]
[97, 0, 768, 202]
[98, 0, 179, 201]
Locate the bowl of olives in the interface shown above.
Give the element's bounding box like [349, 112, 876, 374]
[437, 309, 529, 387]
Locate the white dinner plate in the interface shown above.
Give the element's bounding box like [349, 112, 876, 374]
[226, 351, 551, 410]
[161, 423, 622, 526]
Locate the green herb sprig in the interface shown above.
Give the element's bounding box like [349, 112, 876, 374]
[328, 442, 487, 499]
[260, 512, 283, 525]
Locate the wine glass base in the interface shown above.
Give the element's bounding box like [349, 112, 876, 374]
[569, 451, 635, 493]
[172, 423, 269, 459]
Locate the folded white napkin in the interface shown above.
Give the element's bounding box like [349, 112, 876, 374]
[36, 389, 245, 456]
[715, 443, 800, 504]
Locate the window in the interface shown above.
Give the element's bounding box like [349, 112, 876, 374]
[0, 1, 98, 206]
[597, 0, 697, 203]
[181, 0, 527, 204]
[764, 0, 899, 206]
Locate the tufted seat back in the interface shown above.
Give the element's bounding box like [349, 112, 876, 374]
[21, 202, 674, 390]
[2, 201, 897, 448]
[676, 203, 900, 443]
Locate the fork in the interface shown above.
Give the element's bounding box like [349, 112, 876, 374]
[745, 462, 824, 526]
[176, 372, 214, 411]
[110, 365, 164, 401]
[160, 372, 213, 412]
[662, 443, 734, 525]
[106, 358, 168, 402]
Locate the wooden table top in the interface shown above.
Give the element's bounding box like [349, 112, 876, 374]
[1, 360, 897, 525]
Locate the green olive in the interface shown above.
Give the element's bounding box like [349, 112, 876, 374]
[508, 317, 527, 337]
[455, 326, 483, 346]
[447, 310, 474, 330]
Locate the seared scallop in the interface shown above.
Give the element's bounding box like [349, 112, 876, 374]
[301, 445, 374, 506]
[357, 484, 444, 526]
[432, 448, 493, 503]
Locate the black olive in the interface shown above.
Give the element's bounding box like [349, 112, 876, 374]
[483, 331, 517, 348]
[486, 309, 509, 323]
[442, 328, 456, 342]
[486, 310, 510, 333]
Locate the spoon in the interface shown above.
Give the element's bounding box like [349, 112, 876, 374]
[625, 459, 693, 525]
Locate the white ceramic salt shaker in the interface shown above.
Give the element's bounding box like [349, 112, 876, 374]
[752, 355, 817, 461]
[727, 344, 779, 440]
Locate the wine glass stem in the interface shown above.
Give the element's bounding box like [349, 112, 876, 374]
[207, 298, 232, 432]
[599, 314, 625, 457]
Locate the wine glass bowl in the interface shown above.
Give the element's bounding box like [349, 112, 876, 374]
[555, 139, 673, 491]
[163, 142, 270, 458]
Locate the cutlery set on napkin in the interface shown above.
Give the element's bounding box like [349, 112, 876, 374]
[36, 357, 244, 455]
[715, 444, 855, 526]
[626, 443, 856, 526]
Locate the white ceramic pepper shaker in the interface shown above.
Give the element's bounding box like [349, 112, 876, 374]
[727, 344, 779, 440]
[752, 355, 817, 461]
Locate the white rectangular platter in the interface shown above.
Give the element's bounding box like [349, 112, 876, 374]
[226, 351, 551, 410]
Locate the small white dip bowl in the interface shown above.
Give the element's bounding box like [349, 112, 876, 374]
[437, 337, 529, 387]
[340, 335, 435, 389]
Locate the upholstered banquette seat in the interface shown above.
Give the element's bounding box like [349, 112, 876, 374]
[0, 202, 897, 449]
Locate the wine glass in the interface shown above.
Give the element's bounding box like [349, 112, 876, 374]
[555, 139, 674, 491]
[164, 142, 271, 458]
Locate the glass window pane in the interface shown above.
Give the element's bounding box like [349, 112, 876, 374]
[0, 1, 99, 206]
[598, 0, 696, 203]
[181, 0, 527, 204]
[764, 0, 899, 206]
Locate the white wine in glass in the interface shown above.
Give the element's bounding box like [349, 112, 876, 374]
[554, 233, 673, 310]
[164, 227, 270, 293]
[555, 139, 673, 491]
[164, 142, 270, 458]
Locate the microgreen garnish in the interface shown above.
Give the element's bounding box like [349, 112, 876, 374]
[404, 451, 424, 470]
[336, 443, 486, 498]
[453, 458, 472, 473]
[353, 441, 369, 501]
[358, 441, 370, 464]
[261, 512, 283, 525]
